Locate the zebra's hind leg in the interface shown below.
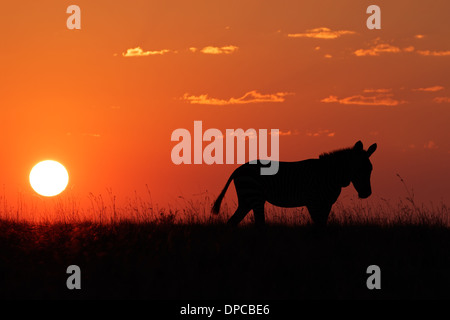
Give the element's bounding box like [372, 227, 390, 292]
[252, 202, 265, 227]
[307, 204, 331, 228]
[227, 205, 251, 226]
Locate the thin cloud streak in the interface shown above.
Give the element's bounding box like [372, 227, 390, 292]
[199, 45, 238, 54]
[413, 86, 444, 92]
[434, 97, 450, 103]
[122, 47, 171, 57]
[270, 130, 296, 136]
[417, 50, 450, 56]
[321, 93, 405, 106]
[363, 88, 392, 93]
[121, 45, 239, 57]
[217, 129, 298, 140]
[182, 90, 293, 105]
[306, 129, 335, 137]
[288, 27, 356, 39]
[353, 44, 412, 56]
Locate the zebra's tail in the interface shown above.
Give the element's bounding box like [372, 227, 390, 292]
[211, 173, 235, 215]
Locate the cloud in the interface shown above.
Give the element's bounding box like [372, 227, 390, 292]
[433, 97, 450, 103]
[120, 44, 242, 57]
[288, 27, 356, 39]
[415, 34, 425, 39]
[198, 45, 238, 54]
[270, 129, 300, 136]
[122, 47, 171, 57]
[306, 129, 335, 137]
[354, 37, 415, 57]
[321, 95, 340, 103]
[363, 88, 392, 93]
[182, 90, 293, 105]
[413, 86, 444, 92]
[218, 129, 297, 140]
[416, 50, 450, 57]
[353, 44, 411, 56]
[321, 93, 405, 106]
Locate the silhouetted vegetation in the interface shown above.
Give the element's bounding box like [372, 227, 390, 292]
[0, 195, 448, 299]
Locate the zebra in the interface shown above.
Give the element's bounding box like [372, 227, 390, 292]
[211, 140, 377, 226]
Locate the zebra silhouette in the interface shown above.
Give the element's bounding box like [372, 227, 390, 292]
[212, 140, 377, 226]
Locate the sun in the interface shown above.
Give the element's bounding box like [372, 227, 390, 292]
[29, 160, 69, 197]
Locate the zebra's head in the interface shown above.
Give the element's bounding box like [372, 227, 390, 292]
[351, 141, 377, 199]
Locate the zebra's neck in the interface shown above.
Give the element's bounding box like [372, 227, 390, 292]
[321, 158, 352, 188]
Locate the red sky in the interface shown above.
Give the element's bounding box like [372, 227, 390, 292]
[0, 0, 449, 217]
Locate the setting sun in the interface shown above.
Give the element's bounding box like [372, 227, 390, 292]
[29, 160, 69, 197]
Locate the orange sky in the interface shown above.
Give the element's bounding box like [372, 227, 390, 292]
[0, 0, 449, 215]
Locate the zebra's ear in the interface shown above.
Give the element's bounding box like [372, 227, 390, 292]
[367, 143, 377, 157]
[353, 140, 363, 151]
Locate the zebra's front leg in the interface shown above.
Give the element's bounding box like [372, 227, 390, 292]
[307, 204, 332, 227]
[252, 202, 265, 227]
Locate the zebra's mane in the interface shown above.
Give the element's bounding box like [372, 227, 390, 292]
[319, 147, 355, 161]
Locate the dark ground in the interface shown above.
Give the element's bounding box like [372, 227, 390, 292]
[0, 219, 449, 300]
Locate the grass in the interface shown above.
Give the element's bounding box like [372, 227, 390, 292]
[0, 179, 449, 299]
[1, 219, 449, 299]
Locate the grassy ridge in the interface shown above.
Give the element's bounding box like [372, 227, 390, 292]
[0, 219, 449, 299]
